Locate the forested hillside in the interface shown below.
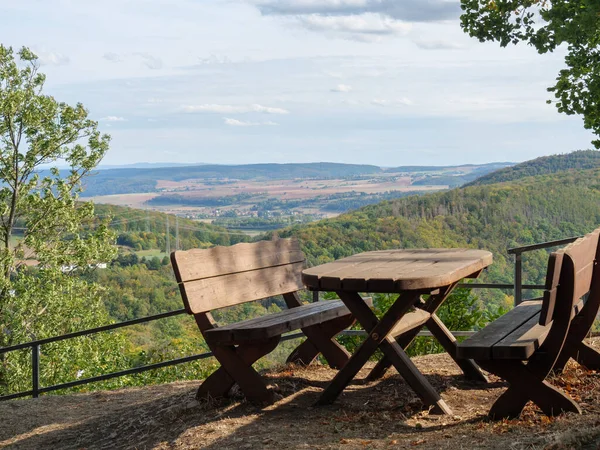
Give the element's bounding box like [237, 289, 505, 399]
[277, 168, 600, 309]
[466, 150, 600, 186]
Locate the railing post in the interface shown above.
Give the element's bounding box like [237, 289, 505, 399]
[32, 344, 40, 398]
[514, 252, 522, 306]
[312, 290, 319, 303]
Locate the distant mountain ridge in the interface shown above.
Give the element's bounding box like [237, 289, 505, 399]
[79, 161, 514, 197]
[465, 150, 600, 186]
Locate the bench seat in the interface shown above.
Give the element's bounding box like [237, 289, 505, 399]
[458, 299, 585, 361]
[205, 298, 372, 345]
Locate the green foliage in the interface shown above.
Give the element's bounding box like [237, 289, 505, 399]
[460, 0, 600, 147]
[0, 45, 122, 395]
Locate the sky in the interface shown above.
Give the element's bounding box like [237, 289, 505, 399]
[0, 0, 595, 167]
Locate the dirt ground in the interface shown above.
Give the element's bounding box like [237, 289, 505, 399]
[2, 345, 600, 450]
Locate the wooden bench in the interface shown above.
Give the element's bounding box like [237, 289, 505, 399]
[171, 238, 367, 404]
[457, 228, 600, 418]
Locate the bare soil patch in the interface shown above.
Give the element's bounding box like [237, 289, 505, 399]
[2, 342, 600, 450]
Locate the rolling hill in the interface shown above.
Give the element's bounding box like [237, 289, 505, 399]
[465, 150, 600, 186]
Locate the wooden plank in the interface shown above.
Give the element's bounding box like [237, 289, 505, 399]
[172, 238, 304, 282]
[388, 309, 431, 336]
[181, 261, 305, 313]
[456, 300, 542, 360]
[492, 313, 551, 359]
[204, 299, 355, 344]
[304, 251, 397, 291]
[337, 250, 436, 291]
[538, 253, 563, 326]
[426, 314, 488, 382]
[563, 229, 599, 300]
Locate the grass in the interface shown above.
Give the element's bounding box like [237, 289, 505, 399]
[134, 249, 167, 259]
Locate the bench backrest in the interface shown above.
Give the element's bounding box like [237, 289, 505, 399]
[171, 238, 306, 314]
[539, 228, 600, 326]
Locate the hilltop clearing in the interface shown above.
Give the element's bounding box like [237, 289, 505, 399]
[1, 343, 599, 449]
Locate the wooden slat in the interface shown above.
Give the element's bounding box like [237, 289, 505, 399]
[171, 238, 304, 282]
[492, 313, 551, 359]
[181, 261, 305, 313]
[563, 229, 600, 301]
[304, 251, 397, 291]
[456, 301, 543, 360]
[204, 299, 359, 344]
[389, 309, 431, 337]
[538, 252, 563, 326]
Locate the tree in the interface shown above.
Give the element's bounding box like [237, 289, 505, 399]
[0, 45, 123, 394]
[460, 0, 600, 147]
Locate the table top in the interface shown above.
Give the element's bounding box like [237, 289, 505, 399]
[302, 248, 493, 293]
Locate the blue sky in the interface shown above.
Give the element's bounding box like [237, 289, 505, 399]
[1, 0, 594, 166]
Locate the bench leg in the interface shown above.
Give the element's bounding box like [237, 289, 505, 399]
[555, 340, 600, 372]
[477, 360, 581, 419]
[198, 337, 280, 404]
[287, 315, 354, 369]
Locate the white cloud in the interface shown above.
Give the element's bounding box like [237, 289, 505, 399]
[35, 50, 70, 66]
[414, 39, 463, 50]
[198, 54, 232, 65]
[331, 84, 352, 93]
[372, 97, 413, 106]
[224, 118, 279, 126]
[182, 104, 290, 114]
[134, 52, 163, 70]
[100, 116, 126, 122]
[298, 13, 411, 37]
[103, 52, 121, 62]
[257, 0, 461, 22]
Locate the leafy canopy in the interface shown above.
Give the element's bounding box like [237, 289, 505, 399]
[460, 0, 600, 147]
[0, 45, 122, 394]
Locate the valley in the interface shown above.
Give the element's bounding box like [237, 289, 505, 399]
[86, 161, 513, 233]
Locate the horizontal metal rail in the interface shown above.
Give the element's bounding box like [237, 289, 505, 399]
[508, 236, 582, 254]
[0, 309, 187, 354]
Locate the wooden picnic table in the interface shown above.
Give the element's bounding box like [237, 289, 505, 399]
[302, 248, 493, 414]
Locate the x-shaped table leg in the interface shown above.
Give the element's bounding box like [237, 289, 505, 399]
[316, 291, 452, 414]
[367, 283, 486, 383]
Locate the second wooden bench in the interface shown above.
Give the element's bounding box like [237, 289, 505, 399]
[458, 227, 600, 418]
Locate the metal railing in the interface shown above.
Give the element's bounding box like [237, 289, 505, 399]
[0, 235, 583, 402]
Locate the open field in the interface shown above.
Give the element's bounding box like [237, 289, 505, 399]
[2, 342, 599, 449]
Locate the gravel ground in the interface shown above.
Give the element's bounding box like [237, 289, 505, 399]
[2, 341, 600, 450]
